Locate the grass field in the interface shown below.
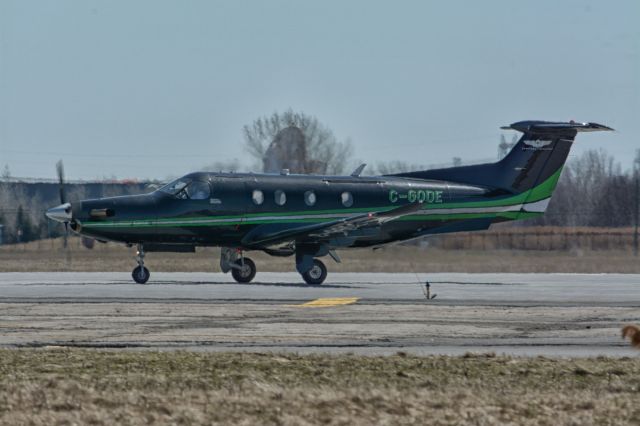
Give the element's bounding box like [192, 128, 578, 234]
[2, 237, 640, 273]
[0, 350, 638, 425]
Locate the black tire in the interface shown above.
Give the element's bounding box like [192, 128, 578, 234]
[231, 258, 256, 283]
[302, 259, 327, 285]
[132, 266, 150, 284]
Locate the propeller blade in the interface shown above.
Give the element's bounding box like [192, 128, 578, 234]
[54, 159, 70, 249]
[56, 159, 66, 205]
[63, 221, 69, 249]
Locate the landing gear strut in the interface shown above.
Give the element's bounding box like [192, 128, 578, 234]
[301, 259, 327, 285]
[132, 243, 150, 284]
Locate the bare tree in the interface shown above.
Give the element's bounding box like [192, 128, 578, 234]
[529, 149, 634, 227]
[243, 109, 352, 175]
[1, 165, 10, 180]
[202, 159, 243, 173]
[498, 133, 518, 160]
[372, 161, 427, 175]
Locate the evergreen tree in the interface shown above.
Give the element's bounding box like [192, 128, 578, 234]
[15, 205, 37, 243]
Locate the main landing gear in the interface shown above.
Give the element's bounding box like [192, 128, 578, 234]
[132, 244, 150, 284]
[220, 247, 331, 285]
[301, 259, 327, 285]
[295, 247, 336, 285]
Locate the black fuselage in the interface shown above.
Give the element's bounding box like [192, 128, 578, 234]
[74, 171, 493, 250]
[63, 120, 613, 255]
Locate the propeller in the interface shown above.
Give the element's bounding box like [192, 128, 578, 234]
[49, 160, 94, 251]
[55, 159, 69, 248]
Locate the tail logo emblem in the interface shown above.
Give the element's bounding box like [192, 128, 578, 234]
[523, 139, 553, 150]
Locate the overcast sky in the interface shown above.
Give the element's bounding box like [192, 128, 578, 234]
[1, 0, 638, 180]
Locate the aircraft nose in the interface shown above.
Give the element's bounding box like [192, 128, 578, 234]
[46, 203, 72, 223]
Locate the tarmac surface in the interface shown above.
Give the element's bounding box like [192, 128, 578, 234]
[1, 272, 639, 357]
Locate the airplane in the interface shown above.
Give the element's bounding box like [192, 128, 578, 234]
[45, 120, 612, 285]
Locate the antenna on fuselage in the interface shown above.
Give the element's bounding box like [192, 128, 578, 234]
[351, 163, 367, 177]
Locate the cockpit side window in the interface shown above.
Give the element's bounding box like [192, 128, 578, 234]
[185, 181, 211, 200]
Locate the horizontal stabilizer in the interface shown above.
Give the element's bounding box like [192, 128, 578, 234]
[500, 120, 614, 136]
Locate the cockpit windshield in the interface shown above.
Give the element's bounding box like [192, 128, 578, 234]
[158, 178, 210, 200]
[159, 178, 190, 196]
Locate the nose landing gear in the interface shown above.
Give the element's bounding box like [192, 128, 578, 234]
[221, 247, 257, 283]
[132, 244, 150, 284]
[231, 257, 257, 283]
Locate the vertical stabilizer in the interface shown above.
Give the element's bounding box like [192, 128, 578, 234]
[388, 121, 613, 198]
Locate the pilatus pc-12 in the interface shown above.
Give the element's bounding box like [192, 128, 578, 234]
[46, 120, 612, 284]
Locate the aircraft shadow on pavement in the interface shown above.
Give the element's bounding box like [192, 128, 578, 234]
[429, 281, 521, 286]
[24, 281, 361, 289]
[146, 280, 362, 289]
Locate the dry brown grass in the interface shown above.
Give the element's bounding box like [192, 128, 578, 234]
[0, 349, 638, 425]
[437, 226, 639, 251]
[2, 237, 640, 273]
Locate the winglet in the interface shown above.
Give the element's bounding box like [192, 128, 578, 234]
[351, 163, 366, 177]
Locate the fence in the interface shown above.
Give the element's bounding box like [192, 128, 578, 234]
[427, 227, 638, 251]
[1, 227, 638, 252]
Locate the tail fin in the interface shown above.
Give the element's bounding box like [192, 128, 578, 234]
[389, 120, 613, 196]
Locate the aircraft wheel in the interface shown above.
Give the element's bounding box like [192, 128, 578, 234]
[231, 258, 256, 283]
[132, 266, 150, 284]
[302, 259, 327, 285]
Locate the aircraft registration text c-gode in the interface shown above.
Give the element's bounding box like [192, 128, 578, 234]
[388, 190, 443, 204]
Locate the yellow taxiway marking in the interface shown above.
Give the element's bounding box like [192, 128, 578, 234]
[297, 297, 360, 308]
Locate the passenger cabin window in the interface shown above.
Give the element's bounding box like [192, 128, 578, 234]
[304, 190, 316, 206]
[274, 190, 286, 206]
[252, 190, 264, 205]
[158, 178, 210, 200]
[341, 191, 353, 207]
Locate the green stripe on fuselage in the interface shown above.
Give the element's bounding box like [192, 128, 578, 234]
[82, 168, 560, 229]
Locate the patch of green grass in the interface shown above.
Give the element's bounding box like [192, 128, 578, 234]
[0, 350, 639, 425]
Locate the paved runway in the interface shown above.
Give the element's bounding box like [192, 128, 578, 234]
[1, 272, 639, 356]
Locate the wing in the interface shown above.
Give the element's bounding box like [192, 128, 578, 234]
[241, 202, 423, 247]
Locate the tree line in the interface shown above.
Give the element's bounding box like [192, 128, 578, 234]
[530, 149, 640, 227]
